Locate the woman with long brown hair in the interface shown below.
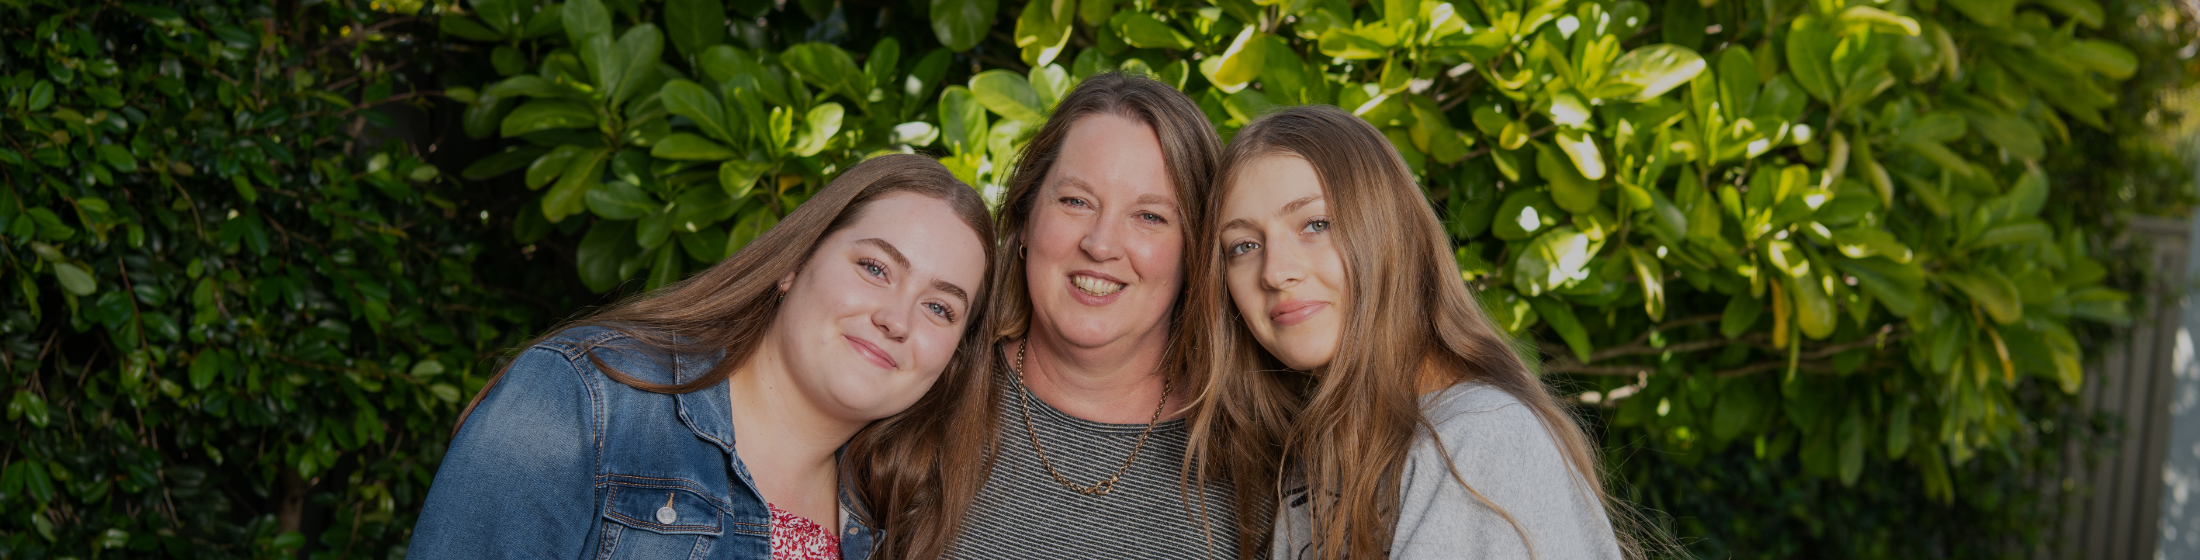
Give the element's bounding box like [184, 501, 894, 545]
[408, 154, 995, 560]
[1190, 105, 1629, 559]
[850, 72, 1286, 559]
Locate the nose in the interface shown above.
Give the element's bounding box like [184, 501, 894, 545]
[873, 301, 910, 343]
[1077, 214, 1124, 262]
[1262, 240, 1306, 290]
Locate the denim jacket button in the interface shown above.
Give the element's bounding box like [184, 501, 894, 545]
[656, 505, 678, 525]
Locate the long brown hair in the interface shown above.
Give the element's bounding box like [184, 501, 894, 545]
[458, 155, 998, 526]
[1192, 105, 1632, 560]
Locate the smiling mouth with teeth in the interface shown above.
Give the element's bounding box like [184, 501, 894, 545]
[1072, 275, 1126, 297]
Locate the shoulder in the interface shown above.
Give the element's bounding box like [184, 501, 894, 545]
[1419, 382, 1553, 449]
[1405, 382, 1582, 495]
[519, 324, 690, 387]
[1392, 383, 1621, 559]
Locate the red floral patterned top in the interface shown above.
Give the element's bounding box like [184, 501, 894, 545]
[768, 503, 840, 560]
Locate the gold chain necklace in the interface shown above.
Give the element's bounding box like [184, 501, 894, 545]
[1008, 338, 1175, 496]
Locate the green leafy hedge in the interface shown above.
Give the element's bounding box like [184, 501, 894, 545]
[0, 0, 576, 557]
[3, 0, 2194, 556]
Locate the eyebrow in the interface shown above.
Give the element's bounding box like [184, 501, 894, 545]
[857, 238, 910, 269]
[933, 280, 970, 307]
[1218, 195, 1325, 234]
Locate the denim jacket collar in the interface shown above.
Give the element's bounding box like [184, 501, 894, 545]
[668, 350, 883, 558]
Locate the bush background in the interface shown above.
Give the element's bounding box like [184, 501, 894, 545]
[1, 0, 2196, 557]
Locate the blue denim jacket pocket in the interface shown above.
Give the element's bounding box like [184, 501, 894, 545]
[602, 480, 727, 536]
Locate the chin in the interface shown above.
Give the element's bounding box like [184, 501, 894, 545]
[833, 379, 936, 419]
[1273, 340, 1337, 371]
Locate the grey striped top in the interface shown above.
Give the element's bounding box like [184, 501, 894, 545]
[948, 368, 1239, 559]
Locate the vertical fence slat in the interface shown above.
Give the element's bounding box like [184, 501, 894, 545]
[2056, 217, 2189, 560]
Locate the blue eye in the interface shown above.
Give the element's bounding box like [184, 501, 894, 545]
[860, 259, 888, 279]
[1138, 211, 1168, 224]
[926, 301, 956, 322]
[1061, 197, 1089, 208]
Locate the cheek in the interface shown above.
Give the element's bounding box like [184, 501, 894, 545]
[1025, 212, 1079, 256]
[1130, 234, 1185, 286]
[912, 330, 962, 380]
[1314, 242, 1350, 300]
[1224, 267, 1260, 315]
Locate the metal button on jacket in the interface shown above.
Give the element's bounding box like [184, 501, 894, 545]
[656, 494, 678, 525]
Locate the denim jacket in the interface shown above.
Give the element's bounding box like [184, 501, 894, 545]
[408, 326, 879, 560]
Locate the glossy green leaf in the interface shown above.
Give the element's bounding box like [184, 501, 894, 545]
[2067, 39, 2138, 80]
[543, 150, 607, 222]
[500, 99, 599, 137]
[585, 181, 658, 220]
[664, 0, 726, 59]
[939, 86, 989, 155]
[1527, 295, 1593, 363]
[1030, 64, 1073, 112]
[1110, 11, 1195, 50]
[1786, 17, 1838, 102]
[1722, 293, 1764, 339]
[1629, 246, 1666, 321]
[791, 102, 845, 157]
[52, 262, 95, 296]
[1943, 0, 2016, 27]
[1014, 0, 1074, 66]
[561, 0, 610, 44]
[660, 80, 738, 144]
[1199, 28, 1268, 93]
[783, 43, 870, 107]
[1493, 189, 1562, 241]
[1513, 226, 1600, 296]
[1604, 44, 1706, 101]
[720, 160, 772, 199]
[1537, 145, 1600, 213]
[651, 133, 738, 161]
[1941, 268, 2024, 324]
[577, 219, 639, 292]
[970, 70, 1046, 124]
[526, 144, 589, 190]
[930, 0, 999, 52]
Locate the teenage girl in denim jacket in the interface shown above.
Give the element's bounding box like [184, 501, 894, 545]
[407, 154, 998, 560]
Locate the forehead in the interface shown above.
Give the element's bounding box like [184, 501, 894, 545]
[827, 194, 988, 287]
[1046, 113, 1178, 204]
[1222, 154, 1324, 219]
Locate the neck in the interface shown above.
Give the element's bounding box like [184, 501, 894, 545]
[1016, 323, 1180, 424]
[725, 343, 861, 518]
[1416, 351, 1457, 395]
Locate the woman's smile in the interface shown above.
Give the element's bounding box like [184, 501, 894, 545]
[1268, 298, 1328, 327]
[1069, 271, 1128, 299]
[844, 334, 899, 369]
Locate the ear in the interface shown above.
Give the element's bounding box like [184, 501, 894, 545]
[777, 271, 796, 294]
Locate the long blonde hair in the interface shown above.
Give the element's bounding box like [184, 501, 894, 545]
[1188, 105, 1631, 560]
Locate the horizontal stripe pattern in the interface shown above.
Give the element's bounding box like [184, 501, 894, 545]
[950, 368, 1238, 559]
